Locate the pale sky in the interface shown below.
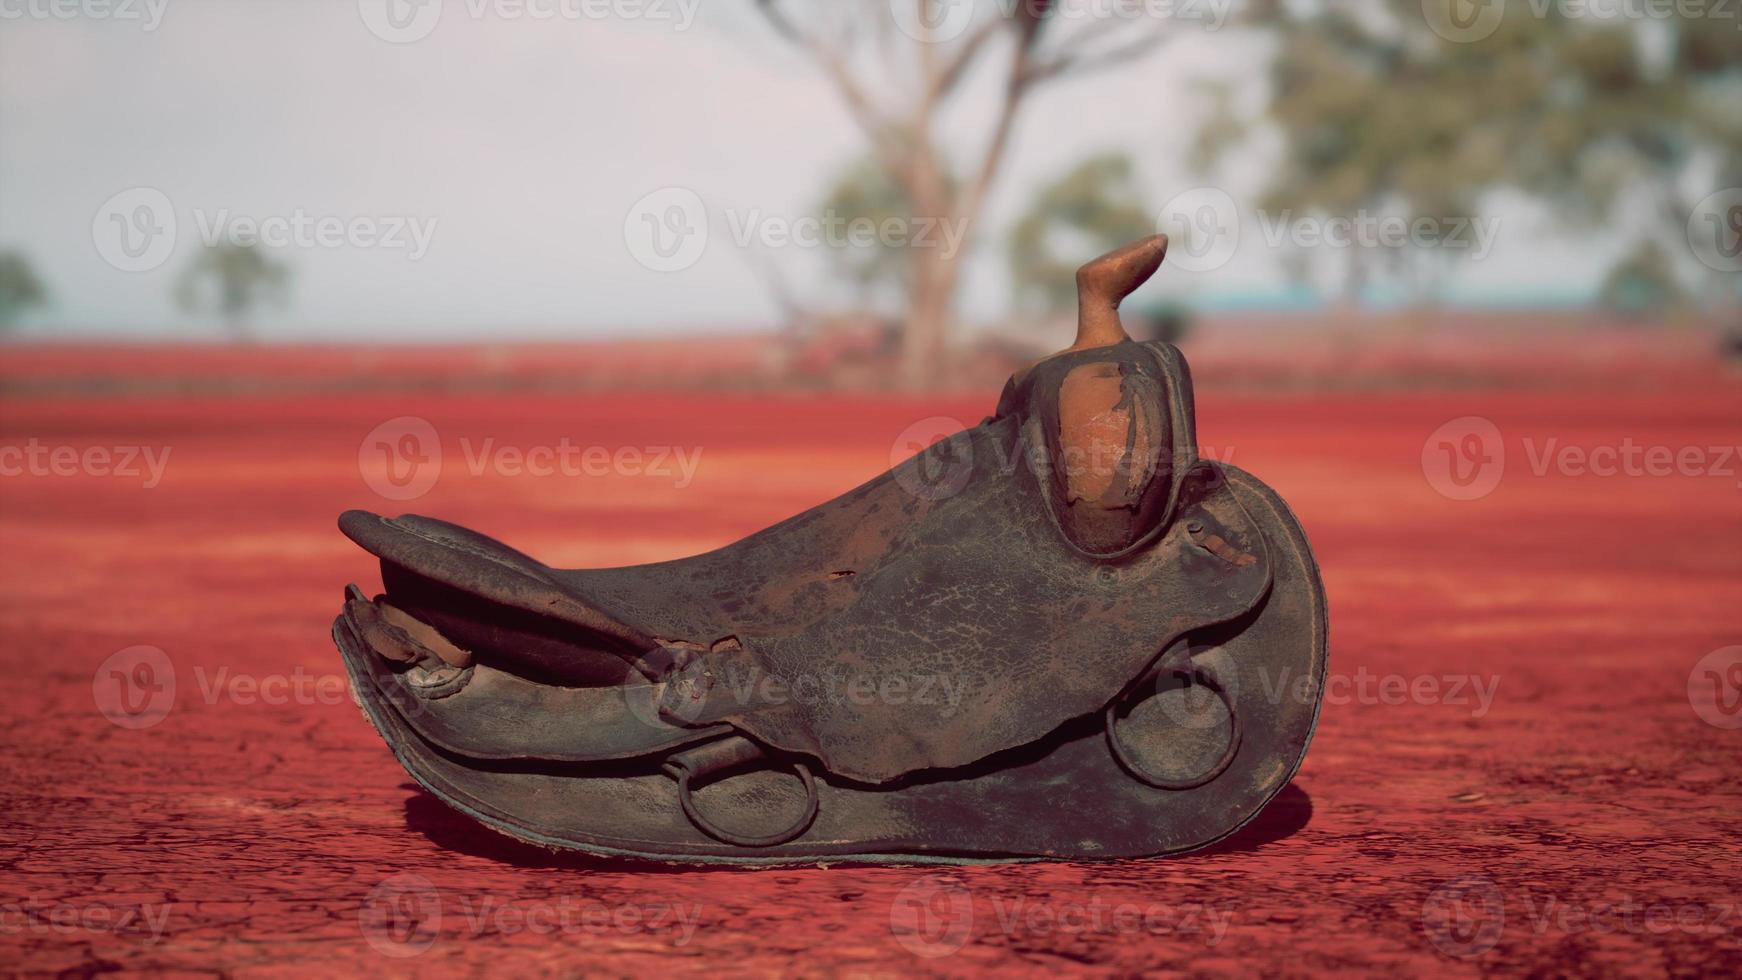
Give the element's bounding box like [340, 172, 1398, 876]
[0, 0, 1612, 340]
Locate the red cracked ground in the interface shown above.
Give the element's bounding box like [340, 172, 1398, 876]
[1, 368, 1739, 976]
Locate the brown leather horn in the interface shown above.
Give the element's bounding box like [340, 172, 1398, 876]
[1071, 233, 1168, 351]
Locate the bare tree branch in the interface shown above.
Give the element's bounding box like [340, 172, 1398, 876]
[754, 0, 891, 143]
[925, 19, 1004, 103]
[1024, 25, 1173, 85]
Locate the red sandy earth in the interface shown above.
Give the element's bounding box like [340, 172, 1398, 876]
[1, 362, 1740, 976]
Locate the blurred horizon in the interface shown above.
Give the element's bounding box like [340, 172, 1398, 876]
[4, 0, 1733, 343]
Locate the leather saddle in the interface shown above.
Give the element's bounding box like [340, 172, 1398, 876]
[331, 235, 1326, 863]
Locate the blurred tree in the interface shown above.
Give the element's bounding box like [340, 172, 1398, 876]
[1199, 0, 1742, 309]
[816, 155, 922, 314]
[1599, 240, 1687, 318]
[1008, 153, 1155, 314]
[175, 243, 289, 342]
[0, 251, 48, 332]
[756, 0, 1176, 384]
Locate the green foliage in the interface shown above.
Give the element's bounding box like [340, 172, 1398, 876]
[176, 243, 290, 341]
[816, 156, 914, 308]
[1202, 0, 1742, 304]
[0, 250, 48, 331]
[1008, 153, 1155, 313]
[1598, 240, 1686, 317]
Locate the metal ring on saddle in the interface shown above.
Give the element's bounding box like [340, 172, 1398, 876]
[1105, 666, 1243, 791]
[672, 760, 819, 847]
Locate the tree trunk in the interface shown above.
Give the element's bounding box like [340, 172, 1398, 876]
[901, 243, 960, 388]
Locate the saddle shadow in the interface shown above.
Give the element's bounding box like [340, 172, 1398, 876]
[1189, 782, 1313, 857]
[399, 780, 1312, 871]
[400, 786, 761, 875]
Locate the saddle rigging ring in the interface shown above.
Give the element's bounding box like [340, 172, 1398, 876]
[667, 758, 820, 847]
[1105, 665, 1243, 791]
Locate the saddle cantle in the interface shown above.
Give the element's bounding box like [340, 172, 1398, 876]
[331, 235, 1327, 863]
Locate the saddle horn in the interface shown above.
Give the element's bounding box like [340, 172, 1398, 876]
[1072, 233, 1168, 352]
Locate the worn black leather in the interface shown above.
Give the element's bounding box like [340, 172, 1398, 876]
[331, 239, 1327, 863]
